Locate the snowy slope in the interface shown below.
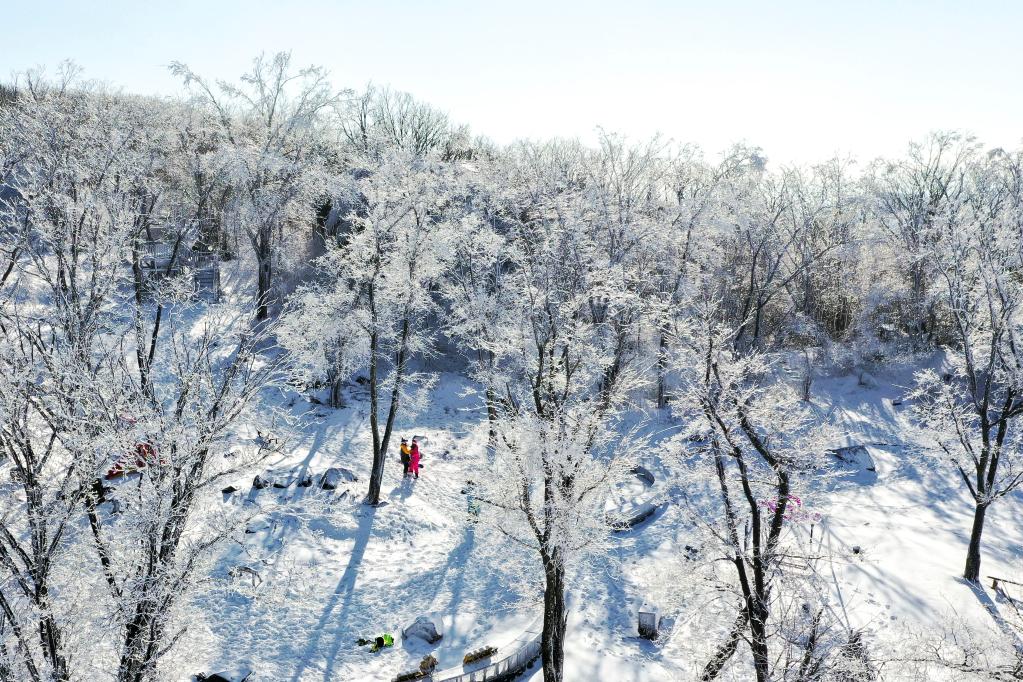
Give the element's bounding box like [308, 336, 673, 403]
[178, 365, 1023, 682]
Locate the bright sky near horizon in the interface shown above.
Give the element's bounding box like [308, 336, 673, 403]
[4, 0, 1022, 165]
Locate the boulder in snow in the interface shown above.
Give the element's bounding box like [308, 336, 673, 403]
[194, 668, 252, 682]
[631, 465, 655, 486]
[828, 445, 879, 486]
[402, 616, 443, 644]
[318, 469, 342, 490]
[856, 370, 878, 389]
[318, 467, 357, 490]
[271, 472, 294, 489]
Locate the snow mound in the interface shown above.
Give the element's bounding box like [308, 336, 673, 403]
[193, 668, 252, 682]
[318, 466, 358, 490]
[402, 615, 443, 644]
[828, 445, 878, 486]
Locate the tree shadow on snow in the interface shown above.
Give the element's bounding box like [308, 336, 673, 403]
[388, 477, 415, 503]
[963, 578, 1023, 646]
[437, 524, 476, 616]
[288, 505, 378, 682]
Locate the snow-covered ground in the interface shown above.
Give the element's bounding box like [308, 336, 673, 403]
[183, 364, 1023, 682]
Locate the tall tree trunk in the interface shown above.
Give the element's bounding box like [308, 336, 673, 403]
[255, 231, 273, 321]
[656, 326, 669, 409]
[34, 579, 68, 681]
[367, 330, 384, 505]
[541, 556, 568, 682]
[701, 607, 747, 680]
[749, 601, 770, 682]
[329, 373, 345, 409]
[963, 501, 988, 583]
[482, 349, 498, 451]
[485, 385, 498, 451]
[256, 255, 272, 320]
[366, 430, 386, 505]
[366, 315, 410, 504]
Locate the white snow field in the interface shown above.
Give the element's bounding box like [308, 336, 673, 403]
[184, 365, 1023, 682]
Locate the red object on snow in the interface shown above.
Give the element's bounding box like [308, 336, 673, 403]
[105, 442, 164, 480]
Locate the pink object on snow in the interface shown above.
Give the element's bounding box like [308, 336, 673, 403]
[409, 442, 421, 476]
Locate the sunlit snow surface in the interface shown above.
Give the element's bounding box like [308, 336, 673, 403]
[180, 364, 1022, 681]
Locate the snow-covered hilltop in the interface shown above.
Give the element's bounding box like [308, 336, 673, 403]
[0, 57, 1021, 682]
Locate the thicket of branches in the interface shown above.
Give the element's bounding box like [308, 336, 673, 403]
[2, 56, 1022, 681]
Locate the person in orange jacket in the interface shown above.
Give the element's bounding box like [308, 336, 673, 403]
[399, 438, 412, 478]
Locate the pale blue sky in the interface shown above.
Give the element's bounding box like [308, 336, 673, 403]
[5, 0, 1022, 164]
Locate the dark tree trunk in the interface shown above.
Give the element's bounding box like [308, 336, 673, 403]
[657, 328, 669, 409]
[329, 373, 345, 409]
[749, 601, 770, 682]
[481, 349, 498, 452]
[38, 613, 68, 682]
[256, 251, 272, 321]
[485, 385, 498, 451]
[366, 315, 410, 505]
[367, 331, 384, 505]
[33, 573, 68, 681]
[367, 445, 385, 505]
[963, 501, 988, 583]
[701, 607, 747, 680]
[540, 558, 568, 682]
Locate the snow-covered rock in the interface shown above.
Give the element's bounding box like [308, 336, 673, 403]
[251, 473, 273, 490]
[856, 369, 878, 389]
[271, 474, 294, 489]
[631, 465, 655, 486]
[829, 445, 879, 485]
[193, 668, 252, 682]
[253, 470, 291, 489]
[402, 615, 443, 644]
[318, 467, 357, 490]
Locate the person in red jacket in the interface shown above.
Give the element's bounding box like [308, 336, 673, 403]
[409, 438, 422, 479]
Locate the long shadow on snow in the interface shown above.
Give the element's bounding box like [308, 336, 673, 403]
[288, 505, 378, 682]
[964, 578, 1023, 646]
[389, 478, 415, 504]
[414, 522, 475, 613]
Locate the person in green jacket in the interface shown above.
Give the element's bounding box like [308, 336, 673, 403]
[356, 633, 394, 652]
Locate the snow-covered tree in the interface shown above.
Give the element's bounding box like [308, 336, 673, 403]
[469, 144, 647, 682]
[0, 72, 287, 682]
[910, 148, 1023, 583]
[672, 286, 839, 681]
[339, 85, 473, 160]
[281, 152, 456, 504]
[437, 181, 512, 447]
[867, 132, 979, 345]
[0, 72, 167, 680]
[642, 145, 718, 407]
[170, 53, 343, 320]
